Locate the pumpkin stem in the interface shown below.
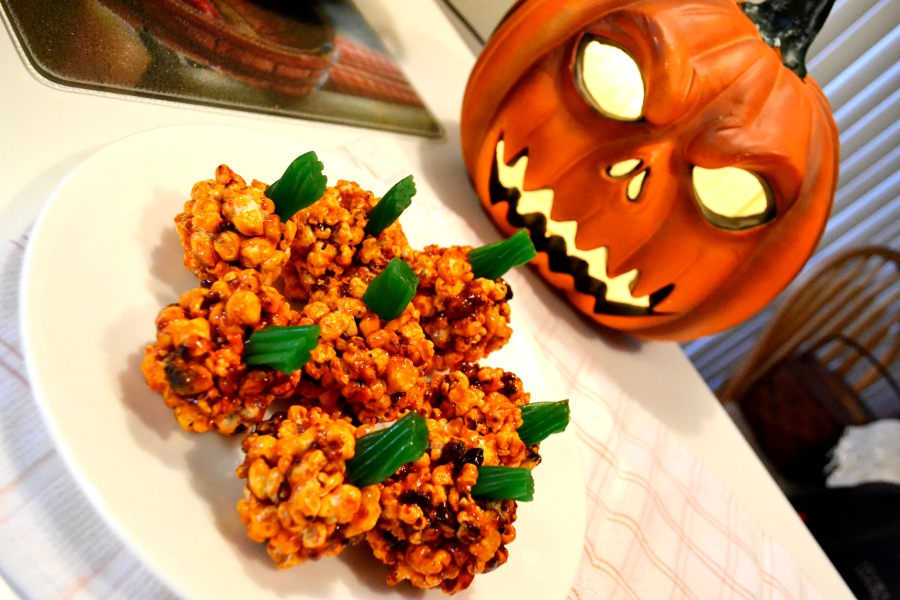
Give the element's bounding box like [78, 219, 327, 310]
[740, 0, 836, 79]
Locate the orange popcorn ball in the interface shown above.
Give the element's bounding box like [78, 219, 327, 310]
[175, 164, 296, 285]
[296, 275, 434, 423]
[141, 269, 302, 435]
[282, 179, 411, 302]
[366, 417, 518, 593]
[236, 407, 382, 568]
[429, 363, 536, 469]
[410, 245, 513, 371]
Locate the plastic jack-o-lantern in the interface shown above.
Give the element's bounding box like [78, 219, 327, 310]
[461, 0, 840, 340]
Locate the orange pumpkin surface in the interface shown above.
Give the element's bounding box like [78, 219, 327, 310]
[461, 0, 839, 341]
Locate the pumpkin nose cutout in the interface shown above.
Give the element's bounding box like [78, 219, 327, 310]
[607, 159, 647, 202]
[626, 171, 647, 202]
[607, 159, 642, 178]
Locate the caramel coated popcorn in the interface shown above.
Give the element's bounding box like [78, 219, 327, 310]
[410, 245, 513, 370]
[236, 406, 382, 568]
[366, 417, 518, 593]
[296, 276, 434, 423]
[429, 364, 533, 468]
[143, 162, 549, 593]
[282, 180, 410, 302]
[175, 165, 296, 285]
[141, 269, 301, 434]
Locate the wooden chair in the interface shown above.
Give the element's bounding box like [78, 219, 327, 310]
[718, 247, 900, 482]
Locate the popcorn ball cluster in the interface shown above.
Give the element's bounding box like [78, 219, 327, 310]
[141, 269, 301, 435]
[428, 363, 533, 468]
[411, 245, 513, 370]
[298, 287, 434, 423]
[175, 164, 296, 286]
[367, 416, 519, 593]
[236, 406, 382, 568]
[142, 160, 556, 595]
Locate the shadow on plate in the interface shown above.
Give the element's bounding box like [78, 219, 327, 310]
[147, 186, 197, 304]
[117, 344, 181, 446]
[109, 187, 195, 459]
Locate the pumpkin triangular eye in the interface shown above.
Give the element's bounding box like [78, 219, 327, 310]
[692, 166, 775, 230]
[575, 37, 644, 121]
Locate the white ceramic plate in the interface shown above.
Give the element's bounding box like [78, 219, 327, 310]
[21, 124, 585, 600]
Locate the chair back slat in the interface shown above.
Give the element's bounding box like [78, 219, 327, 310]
[719, 247, 900, 407]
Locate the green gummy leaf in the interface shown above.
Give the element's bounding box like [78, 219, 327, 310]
[362, 258, 419, 322]
[518, 400, 570, 446]
[469, 229, 537, 280]
[471, 466, 534, 502]
[364, 175, 415, 237]
[244, 325, 320, 375]
[265, 151, 328, 221]
[346, 412, 428, 487]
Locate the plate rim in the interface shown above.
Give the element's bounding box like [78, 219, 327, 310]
[19, 123, 586, 600]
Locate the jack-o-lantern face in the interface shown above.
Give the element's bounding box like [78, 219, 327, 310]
[461, 0, 839, 340]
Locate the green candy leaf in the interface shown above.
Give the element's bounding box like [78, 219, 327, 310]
[365, 175, 416, 237]
[518, 400, 570, 446]
[265, 151, 327, 221]
[362, 258, 419, 322]
[471, 466, 534, 502]
[244, 325, 320, 375]
[469, 229, 537, 280]
[346, 412, 429, 487]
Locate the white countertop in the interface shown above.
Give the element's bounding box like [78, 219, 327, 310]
[0, 1, 853, 598]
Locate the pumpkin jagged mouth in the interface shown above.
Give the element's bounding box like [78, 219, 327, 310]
[488, 140, 673, 316]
